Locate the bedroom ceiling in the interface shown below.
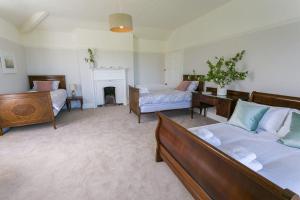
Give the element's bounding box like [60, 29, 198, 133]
[0, 0, 229, 31]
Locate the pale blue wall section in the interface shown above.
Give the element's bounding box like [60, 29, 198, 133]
[134, 52, 165, 85]
[0, 38, 27, 94]
[183, 21, 300, 96]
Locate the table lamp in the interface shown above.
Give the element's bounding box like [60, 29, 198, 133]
[69, 84, 77, 97]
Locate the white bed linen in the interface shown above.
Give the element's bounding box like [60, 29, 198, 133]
[189, 123, 300, 195]
[139, 89, 192, 106]
[140, 101, 191, 113]
[50, 89, 67, 116]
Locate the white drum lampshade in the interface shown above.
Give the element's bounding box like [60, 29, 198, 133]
[109, 13, 133, 32]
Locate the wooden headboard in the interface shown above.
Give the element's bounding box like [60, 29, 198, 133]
[28, 75, 66, 90]
[183, 74, 204, 92]
[250, 91, 300, 110]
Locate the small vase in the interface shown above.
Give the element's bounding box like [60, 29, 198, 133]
[217, 86, 227, 96]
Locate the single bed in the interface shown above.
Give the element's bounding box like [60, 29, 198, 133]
[129, 75, 204, 123]
[155, 91, 300, 200]
[0, 75, 67, 135]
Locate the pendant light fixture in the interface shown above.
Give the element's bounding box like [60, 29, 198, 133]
[109, 0, 133, 32]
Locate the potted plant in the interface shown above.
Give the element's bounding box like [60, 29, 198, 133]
[203, 50, 248, 96]
[84, 48, 96, 69]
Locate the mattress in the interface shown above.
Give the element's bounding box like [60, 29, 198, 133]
[140, 101, 191, 113]
[50, 89, 67, 116]
[189, 123, 300, 195]
[139, 89, 192, 106]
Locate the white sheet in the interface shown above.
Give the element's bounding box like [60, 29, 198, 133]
[139, 89, 192, 106]
[50, 89, 67, 115]
[140, 101, 191, 113]
[189, 123, 300, 195]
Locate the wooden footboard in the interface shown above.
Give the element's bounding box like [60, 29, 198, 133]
[155, 112, 299, 200]
[0, 91, 56, 135]
[129, 85, 141, 123]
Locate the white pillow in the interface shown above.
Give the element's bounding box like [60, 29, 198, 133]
[136, 86, 149, 94]
[187, 81, 199, 92]
[277, 109, 300, 137]
[52, 81, 60, 90]
[33, 80, 60, 90]
[257, 107, 290, 134]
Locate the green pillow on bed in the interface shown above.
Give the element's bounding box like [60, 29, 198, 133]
[228, 100, 269, 131]
[279, 112, 300, 148]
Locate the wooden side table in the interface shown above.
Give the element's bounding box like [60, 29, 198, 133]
[66, 96, 83, 111]
[191, 90, 249, 119]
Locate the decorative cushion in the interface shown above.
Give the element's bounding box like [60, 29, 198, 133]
[279, 112, 300, 149]
[35, 81, 53, 91]
[228, 100, 269, 131]
[186, 81, 199, 92]
[176, 81, 191, 91]
[257, 107, 290, 134]
[277, 109, 300, 137]
[33, 80, 60, 91]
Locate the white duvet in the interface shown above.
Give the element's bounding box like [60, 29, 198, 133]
[139, 89, 192, 106]
[189, 123, 300, 195]
[50, 89, 67, 115]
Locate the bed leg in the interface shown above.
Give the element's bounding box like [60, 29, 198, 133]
[138, 114, 141, 123]
[129, 108, 132, 113]
[156, 148, 163, 162]
[0, 128, 3, 136]
[52, 119, 57, 129]
[204, 108, 207, 117]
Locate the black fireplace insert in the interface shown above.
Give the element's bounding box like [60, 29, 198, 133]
[103, 86, 116, 105]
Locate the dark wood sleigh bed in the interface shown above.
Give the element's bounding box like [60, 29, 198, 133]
[129, 75, 204, 123]
[155, 91, 300, 200]
[0, 75, 66, 136]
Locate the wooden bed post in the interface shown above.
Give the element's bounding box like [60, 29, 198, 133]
[52, 119, 57, 129]
[0, 128, 3, 136]
[129, 85, 142, 123]
[155, 113, 163, 162]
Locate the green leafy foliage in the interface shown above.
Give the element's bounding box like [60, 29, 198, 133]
[187, 69, 205, 81]
[84, 48, 95, 64]
[203, 50, 248, 88]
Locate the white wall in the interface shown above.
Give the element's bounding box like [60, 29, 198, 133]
[183, 20, 300, 96]
[0, 18, 20, 43]
[133, 38, 165, 85]
[22, 29, 135, 108]
[25, 47, 80, 95]
[167, 0, 300, 51]
[0, 19, 27, 94]
[134, 52, 164, 85]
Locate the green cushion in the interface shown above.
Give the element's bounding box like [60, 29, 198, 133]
[228, 100, 269, 131]
[279, 112, 300, 148]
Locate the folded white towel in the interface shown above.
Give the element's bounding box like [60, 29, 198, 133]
[196, 128, 214, 140]
[205, 136, 222, 147]
[244, 159, 263, 172]
[225, 146, 257, 165]
[189, 128, 222, 147]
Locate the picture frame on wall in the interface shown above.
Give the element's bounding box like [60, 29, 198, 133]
[1, 53, 17, 74]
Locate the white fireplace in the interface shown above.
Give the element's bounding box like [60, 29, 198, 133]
[93, 68, 127, 106]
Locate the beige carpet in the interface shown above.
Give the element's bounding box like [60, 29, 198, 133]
[0, 106, 216, 200]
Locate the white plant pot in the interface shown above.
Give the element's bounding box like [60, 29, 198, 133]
[217, 86, 227, 96]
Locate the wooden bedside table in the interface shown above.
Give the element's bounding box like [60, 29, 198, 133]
[191, 89, 249, 119]
[66, 96, 83, 111]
